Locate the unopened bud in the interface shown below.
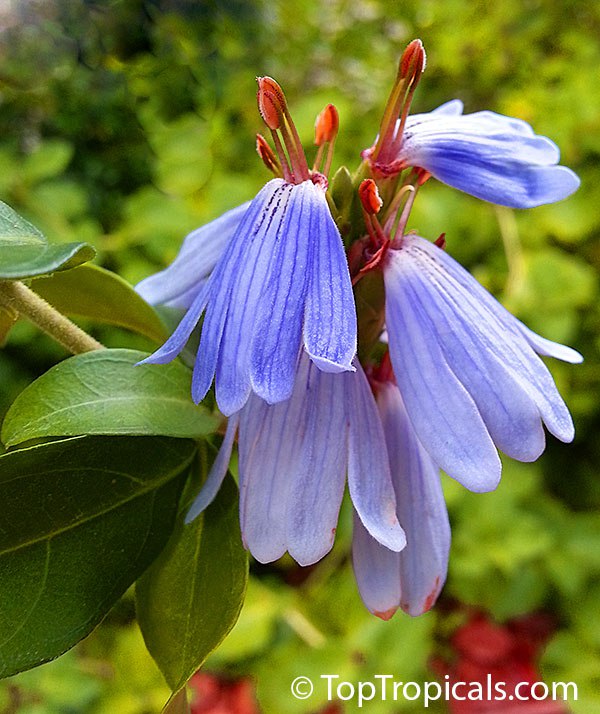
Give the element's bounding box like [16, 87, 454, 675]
[399, 39, 426, 81]
[314, 104, 339, 145]
[359, 179, 383, 215]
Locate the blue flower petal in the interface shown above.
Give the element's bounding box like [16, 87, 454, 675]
[384, 251, 502, 492]
[192, 179, 293, 412]
[139, 284, 209, 366]
[378, 383, 450, 616]
[284, 359, 348, 565]
[346, 362, 406, 551]
[352, 511, 401, 620]
[250, 181, 314, 404]
[404, 236, 576, 443]
[401, 107, 580, 208]
[405, 268, 546, 462]
[237, 357, 348, 566]
[303, 185, 357, 373]
[185, 413, 239, 523]
[136, 203, 249, 309]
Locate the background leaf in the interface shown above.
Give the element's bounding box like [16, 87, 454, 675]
[31, 264, 168, 343]
[0, 199, 94, 279]
[136, 467, 248, 693]
[1, 348, 219, 448]
[0, 435, 196, 678]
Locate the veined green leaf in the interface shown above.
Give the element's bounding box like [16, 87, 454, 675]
[136, 462, 248, 693]
[0, 200, 95, 279]
[0, 435, 196, 678]
[1, 349, 219, 448]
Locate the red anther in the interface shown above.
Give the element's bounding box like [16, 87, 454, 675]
[416, 168, 431, 186]
[434, 233, 446, 249]
[256, 134, 280, 174]
[314, 104, 339, 145]
[359, 179, 383, 215]
[399, 39, 426, 81]
[256, 77, 287, 130]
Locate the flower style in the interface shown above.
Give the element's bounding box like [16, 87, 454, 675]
[382, 233, 582, 493]
[353, 374, 450, 619]
[363, 41, 580, 208]
[186, 353, 406, 566]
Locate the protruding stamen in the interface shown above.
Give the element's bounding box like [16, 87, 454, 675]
[256, 134, 283, 177]
[359, 179, 383, 215]
[313, 104, 339, 177]
[257, 77, 286, 129]
[434, 233, 447, 249]
[256, 76, 310, 183]
[367, 39, 427, 169]
[315, 104, 339, 145]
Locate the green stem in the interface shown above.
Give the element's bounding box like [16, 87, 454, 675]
[0, 279, 104, 354]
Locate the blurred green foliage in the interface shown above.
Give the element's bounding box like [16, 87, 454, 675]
[1, 0, 599, 712]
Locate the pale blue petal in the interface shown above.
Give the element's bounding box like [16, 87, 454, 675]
[400, 110, 580, 208]
[237, 392, 300, 563]
[139, 284, 209, 366]
[403, 236, 575, 442]
[191, 179, 291, 412]
[285, 358, 348, 565]
[352, 511, 401, 620]
[185, 413, 239, 523]
[250, 182, 313, 404]
[238, 357, 348, 565]
[378, 383, 450, 616]
[303, 184, 357, 372]
[517, 325, 584, 364]
[406, 270, 546, 461]
[135, 203, 249, 309]
[346, 362, 406, 551]
[384, 250, 502, 492]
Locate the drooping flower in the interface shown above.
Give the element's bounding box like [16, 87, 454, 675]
[186, 353, 406, 567]
[362, 41, 580, 208]
[369, 100, 580, 208]
[136, 203, 249, 310]
[382, 233, 582, 492]
[140, 79, 357, 416]
[352, 372, 450, 619]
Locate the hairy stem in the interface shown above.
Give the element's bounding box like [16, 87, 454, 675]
[0, 279, 104, 354]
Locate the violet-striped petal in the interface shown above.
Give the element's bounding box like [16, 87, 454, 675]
[303, 186, 357, 373]
[384, 250, 502, 492]
[139, 284, 209, 365]
[195, 180, 294, 413]
[136, 203, 249, 309]
[400, 106, 579, 208]
[352, 511, 401, 621]
[346, 362, 406, 551]
[250, 181, 313, 404]
[185, 413, 240, 523]
[284, 358, 348, 565]
[378, 382, 450, 616]
[401, 236, 576, 443]
[406, 273, 546, 462]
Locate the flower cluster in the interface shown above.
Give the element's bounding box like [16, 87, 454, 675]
[137, 40, 581, 619]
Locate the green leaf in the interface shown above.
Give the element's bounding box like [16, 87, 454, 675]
[1, 348, 219, 448]
[0, 200, 95, 279]
[136, 463, 248, 693]
[31, 264, 168, 342]
[0, 435, 196, 678]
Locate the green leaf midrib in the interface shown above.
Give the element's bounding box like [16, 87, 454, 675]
[0, 451, 195, 557]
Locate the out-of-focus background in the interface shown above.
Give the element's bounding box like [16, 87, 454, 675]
[0, 1, 599, 712]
